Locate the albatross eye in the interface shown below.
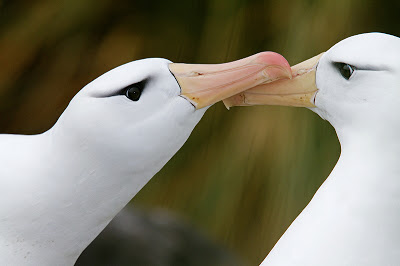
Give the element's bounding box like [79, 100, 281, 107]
[125, 85, 142, 101]
[336, 63, 355, 80]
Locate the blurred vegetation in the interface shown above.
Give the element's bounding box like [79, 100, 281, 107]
[1, 0, 399, 265]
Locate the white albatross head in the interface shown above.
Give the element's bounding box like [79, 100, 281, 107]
[313, 33, 400, 140]
[55, 58, 206, 179]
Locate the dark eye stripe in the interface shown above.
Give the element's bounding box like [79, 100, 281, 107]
[123, 78, 150, 101]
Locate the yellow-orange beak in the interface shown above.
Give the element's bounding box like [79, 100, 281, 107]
[169, 52, 292, 109]
[223, 53, 324, 109]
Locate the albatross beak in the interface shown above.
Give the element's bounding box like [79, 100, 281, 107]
[169, 52, 292, 109]
[223, 53, 324, 108]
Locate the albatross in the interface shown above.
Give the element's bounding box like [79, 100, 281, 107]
[0, 53, 291, 265]
[226, 32, 400, 265]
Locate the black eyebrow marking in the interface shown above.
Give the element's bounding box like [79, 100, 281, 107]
[331, 61, 389, 72]
[89, 78, 150, 98]
[116, 79, 148, 96]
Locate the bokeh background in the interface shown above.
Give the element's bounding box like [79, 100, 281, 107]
[1, 0, 399, 265]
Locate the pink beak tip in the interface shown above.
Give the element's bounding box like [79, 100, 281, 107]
[254, 51, 290, 68]
[252, 51, 292, 80]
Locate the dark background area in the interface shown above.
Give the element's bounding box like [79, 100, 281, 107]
[1, 0, 399, 264]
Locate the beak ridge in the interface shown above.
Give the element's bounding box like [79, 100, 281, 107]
[169, 52, 292, 109]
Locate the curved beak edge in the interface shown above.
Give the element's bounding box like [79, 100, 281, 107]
[169, 52, 292, 109]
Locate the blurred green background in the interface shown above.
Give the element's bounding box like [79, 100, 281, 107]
[1, 0, 399, 265]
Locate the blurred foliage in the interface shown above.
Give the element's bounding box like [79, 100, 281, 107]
[0, 0, 399, 265]
[77, 208, 241, 266]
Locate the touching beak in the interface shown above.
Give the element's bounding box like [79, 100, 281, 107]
[169, 52, 292, 109]
[222, 53, 324, 109]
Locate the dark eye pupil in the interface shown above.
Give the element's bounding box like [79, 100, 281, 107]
[339, 63, 354, 80]
[125, 85, 141, 101]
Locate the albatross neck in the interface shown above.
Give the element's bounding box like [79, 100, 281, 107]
[262, 126, 400, 265]
[0, 127, 170, 265]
